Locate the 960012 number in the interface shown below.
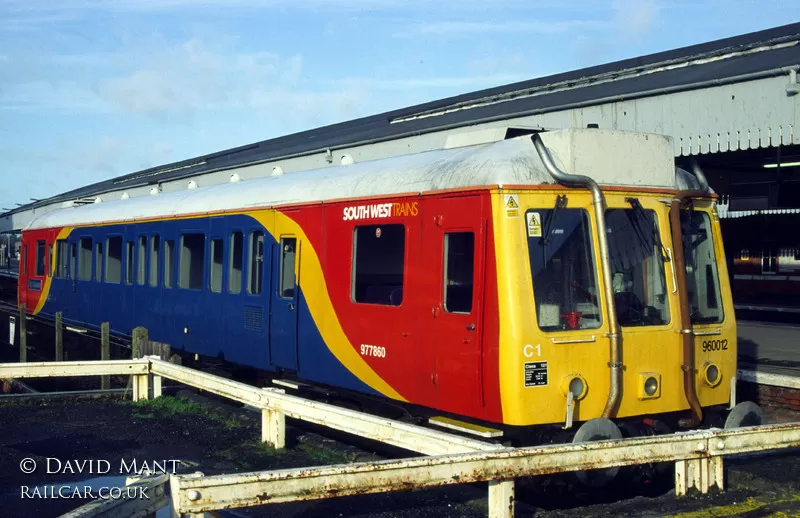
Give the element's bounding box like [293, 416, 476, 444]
[701, 339, 728, 352]
[360, 344, 386, 358]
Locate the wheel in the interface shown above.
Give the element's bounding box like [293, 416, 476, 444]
[724, 401, 763, 429]
[572, 418, 624, 487]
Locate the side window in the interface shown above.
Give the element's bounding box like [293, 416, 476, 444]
[95, 242, 103, 281]
[228, 231, 243, 294]
[164, 240, 175, 288]
[443, 232, 474, 313]
[56, 240, 68, 278]
[125, 242, 134, 285]
[248, 231, 264, 295]
[279, 238, 297, 298]
[210, 238, 223, 293]
[179, 233, 205, 290]
[149, 235, 160, 287]
[69, 243, 76, 280]
[105, 237, 122, 283]
[48, 244, 53, 277]
[78, 238, 92, 281]
[35, 240, 46, 277]
[351, 224, 405, 306]
[137, 236, 146, 285]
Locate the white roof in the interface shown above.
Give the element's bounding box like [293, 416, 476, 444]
[27, 129, 687, 230]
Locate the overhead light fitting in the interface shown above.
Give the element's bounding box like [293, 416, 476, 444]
[764, 161, 800, 169]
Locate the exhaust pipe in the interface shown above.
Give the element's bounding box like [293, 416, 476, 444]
[532, 134, 622, 418]
[673, 162, 712, 428]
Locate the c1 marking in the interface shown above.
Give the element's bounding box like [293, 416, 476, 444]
[523, 344, 542, 358]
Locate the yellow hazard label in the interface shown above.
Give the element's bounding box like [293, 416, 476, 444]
[504, 194, 520, 218]
[526, 212, 542, 237]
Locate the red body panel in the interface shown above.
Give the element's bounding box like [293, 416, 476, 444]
[287, 191, 503, 421]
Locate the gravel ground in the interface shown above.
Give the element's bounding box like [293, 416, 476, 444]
[0, 394, 798, 518]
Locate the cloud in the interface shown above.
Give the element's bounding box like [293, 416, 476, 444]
[337, 74, 529, 91]
[395, 19, 608, 38]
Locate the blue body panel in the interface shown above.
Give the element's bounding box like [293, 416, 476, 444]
[42, 214, 378, 396]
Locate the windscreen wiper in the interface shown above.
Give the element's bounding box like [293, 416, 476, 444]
[541, 194, 567, 246]
[626, 197, 669, 262]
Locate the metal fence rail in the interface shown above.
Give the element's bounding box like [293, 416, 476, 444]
[2, 358, 798, 518]
[169, 422, 800, 516]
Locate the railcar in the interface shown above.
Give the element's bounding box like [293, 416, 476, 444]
[17, 128, 757, 443]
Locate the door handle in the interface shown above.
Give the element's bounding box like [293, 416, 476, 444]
[288, 303, 295, 311]
[466, 323, 475, 331]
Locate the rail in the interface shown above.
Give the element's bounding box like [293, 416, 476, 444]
[1, 359, 798, 518]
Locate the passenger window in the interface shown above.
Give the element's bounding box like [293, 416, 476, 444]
[95, 242, 103, 281]
[78, 238, 92, 281]
[125, 242, 134, 285]
[48, 244, 53, 277]
[149, 236, 160, 287]
[35, 240, 46, 277]
[179, 234, 205, 290]
[443, 232, 474, 313]
[228, 232, 243, 294]
[210, 238, 223, 293]
[56, 240, 69, 278]
[164, 240, 175, 288]
[137, 236, 146, 285]
[105, 237, 122, 283]
[69, 243, 76, 280]
[352, 224, 405, 306]
[279, 238, 297, 298]
[248, 231, 264, 295]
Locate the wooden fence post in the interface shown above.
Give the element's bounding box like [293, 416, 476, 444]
[55, 311, 63, 362]
[19, 304, 26, 363]
[101, 322, 110, 390]
[131, 327, 149, 401]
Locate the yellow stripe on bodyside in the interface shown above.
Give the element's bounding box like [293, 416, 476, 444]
[252, 209, 407, 402]
[32, 227, 73, 315]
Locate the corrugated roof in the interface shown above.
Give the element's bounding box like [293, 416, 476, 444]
[7, 22, 800, 218]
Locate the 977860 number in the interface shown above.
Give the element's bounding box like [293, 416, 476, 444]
[701, 339, 728, 352]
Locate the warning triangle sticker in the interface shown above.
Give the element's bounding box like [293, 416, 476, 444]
[505, 196, 519, 209]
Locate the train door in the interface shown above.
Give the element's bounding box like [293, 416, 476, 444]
[73, 234, 95, 325]
[422, 195, 486, 414]
[269, 234, 299, 372]
[762, 242, 778, 275]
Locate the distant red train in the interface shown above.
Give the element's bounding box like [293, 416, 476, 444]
[724, 214, 800, 311]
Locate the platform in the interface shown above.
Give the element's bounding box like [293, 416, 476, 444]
[738, 320, 800, 379]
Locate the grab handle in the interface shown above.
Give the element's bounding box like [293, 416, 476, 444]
[667, 247, 677, 294]
[551, 335, 597, 344]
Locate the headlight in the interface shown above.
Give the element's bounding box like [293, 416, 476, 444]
[562, 374, 588, 400]
[704, 362, 722, 387]
[638, 373, 661, 400]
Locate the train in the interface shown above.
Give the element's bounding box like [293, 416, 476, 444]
[17, 127, 760, 450]
[722, 212, 800, 311]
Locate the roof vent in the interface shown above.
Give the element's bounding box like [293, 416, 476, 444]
[271, 166, 284, 176]
[188, 180, 199, 190]
[587, 123, 599, 129]
[341, 154, 355, 165]
[230, 173, 241, 183]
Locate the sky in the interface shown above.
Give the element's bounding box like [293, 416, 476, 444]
[1, 0, 799, 211]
